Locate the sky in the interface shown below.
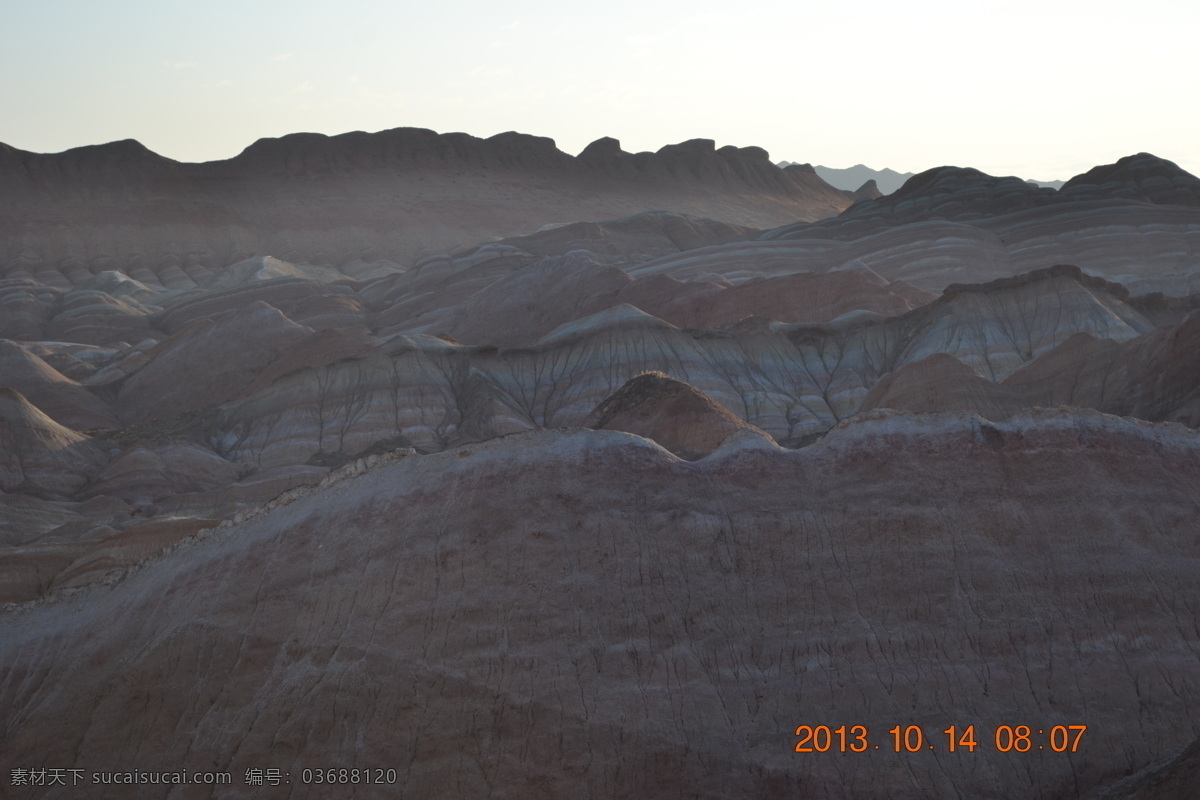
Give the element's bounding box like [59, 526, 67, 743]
[2, 0, 1198, 182]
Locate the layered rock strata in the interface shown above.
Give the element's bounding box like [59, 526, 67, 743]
[1, 416, 1198, 800]
[214, 265, 1162, 465]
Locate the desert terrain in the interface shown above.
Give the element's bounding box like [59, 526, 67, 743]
[2, 129, 1199, 799]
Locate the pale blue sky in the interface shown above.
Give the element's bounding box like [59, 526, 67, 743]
[3, 0, 1197, 181]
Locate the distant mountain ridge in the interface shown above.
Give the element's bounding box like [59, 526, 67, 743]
[815, 164, 916, 195]
[779, 161, 1066, 194]
[765, 153, 1200, 243]
[772, 162, 916, 194]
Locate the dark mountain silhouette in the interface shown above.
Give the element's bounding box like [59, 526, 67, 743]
[0, 129, 857, 288]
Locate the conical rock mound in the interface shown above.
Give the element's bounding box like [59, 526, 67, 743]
[0, 388, 108, 495]
[585, 371, 775, 459]
[0, 339, 118, 429]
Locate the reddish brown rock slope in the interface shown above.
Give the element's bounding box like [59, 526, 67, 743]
[585, 371, 776, 459]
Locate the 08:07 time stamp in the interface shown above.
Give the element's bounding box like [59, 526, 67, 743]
[794, 724, 1087, 753]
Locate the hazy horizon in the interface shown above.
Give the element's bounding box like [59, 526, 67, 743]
[3, 0, 1197, 182]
